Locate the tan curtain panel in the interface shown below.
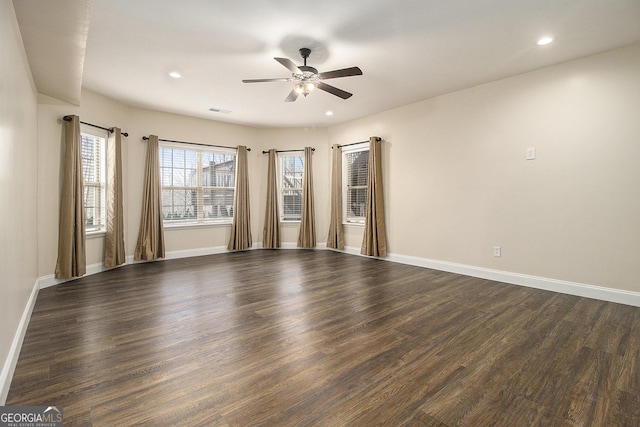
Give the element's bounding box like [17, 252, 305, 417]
[104, 127, 126, 267]
[326, 144, 344, 249]
[134, 135, 165, 260]
[262, 149, 281, 248]
[228, 146, 252, 251]
[297, 147, 316, 248]
[55, 115, 86, 278]
[361, 137, 387, 257]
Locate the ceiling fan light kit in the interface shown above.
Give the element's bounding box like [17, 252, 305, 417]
[243, 47, 362, 102]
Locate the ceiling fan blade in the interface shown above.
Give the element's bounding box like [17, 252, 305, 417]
[317, 82, 353, 99]
[275, 57, 302, 74]
[284, 89, 299, 102]
[318, 67, 363, 80]
[242, 78, 292, 83]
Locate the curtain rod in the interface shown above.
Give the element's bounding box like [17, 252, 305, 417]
[63, 115, 129, 137]
[261, 148, 315, 154]
[142, 136, 251, 151]
[334, 137, 382, 149]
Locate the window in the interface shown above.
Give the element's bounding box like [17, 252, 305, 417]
[279, 154, 304, 221]
[81, 126, 108, 233]
[343, 145, 369, 224]
[160, 144, 236, 226]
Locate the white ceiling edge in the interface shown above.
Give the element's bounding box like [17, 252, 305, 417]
[13, 0, 93, 106]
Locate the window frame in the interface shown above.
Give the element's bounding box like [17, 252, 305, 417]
[159, 142, 236, 228]
[278, 153, 304, 222]
[342, 144, 369, 225]
[80, 125, 108, 235]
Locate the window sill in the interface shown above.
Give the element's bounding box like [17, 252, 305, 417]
[164, 221, 232, 230]
[343, 221, 365, 227]
[280, 220, 301, 224]
[86, 230, 106, 239]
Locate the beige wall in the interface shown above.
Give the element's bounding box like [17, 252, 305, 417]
[0, 0, 39, 399]
[36, 92, 333, 273]
[329, 44, 640, 293]
[255, 127, 330, 245]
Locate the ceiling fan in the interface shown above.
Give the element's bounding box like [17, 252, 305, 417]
[242, 48, 363, 102]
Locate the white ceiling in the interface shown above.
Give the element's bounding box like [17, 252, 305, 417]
[15, 0, 640, 128]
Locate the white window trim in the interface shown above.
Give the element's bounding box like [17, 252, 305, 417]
[159, 142, 237, 227]
[80, 124, 108, 235]
[342, 143, 369, 226]
[278, 152, 304, 223]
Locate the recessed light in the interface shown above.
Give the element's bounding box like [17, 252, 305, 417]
[537, 36, 554, 46]
[325, 111, 334, 116]
[169, 71, 182, 79]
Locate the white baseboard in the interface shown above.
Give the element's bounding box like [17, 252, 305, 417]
[260, 242, 327, 250]
[126, 245, 233, 264]
[38, 261, 115, 289]
[0, 280, 39, 405]
[336, 246, 640, 307]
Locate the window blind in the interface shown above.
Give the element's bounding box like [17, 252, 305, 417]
[279, 154, 304, 221]
[343, 146, 369, 223]
[159, 143, 236, 225]
[81, 127, 107, 233]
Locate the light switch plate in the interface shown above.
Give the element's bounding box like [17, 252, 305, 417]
[526, 147, 536, 160]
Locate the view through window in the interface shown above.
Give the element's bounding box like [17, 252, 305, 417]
[160, 144, 236, 226]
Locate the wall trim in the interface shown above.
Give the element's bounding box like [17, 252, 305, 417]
[0, 280, 39, 405]
[335, 246, 640, 307]
[39, 261, 114, 289]
[258, 242, 328, 250]
[125, 245, 234, 265]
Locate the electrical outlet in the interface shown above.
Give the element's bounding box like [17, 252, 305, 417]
[493, 246, 501, 257]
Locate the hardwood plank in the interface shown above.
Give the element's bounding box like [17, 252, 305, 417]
[6, 250, 640, 426]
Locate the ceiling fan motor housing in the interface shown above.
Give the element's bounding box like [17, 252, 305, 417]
[298, 65, 319, 75]
[299, 48, 312, 60]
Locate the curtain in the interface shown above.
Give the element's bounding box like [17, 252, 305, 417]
[297, 147, 316, 248]
[361, 137, 387, 257]
[104, 127, 126, 267]
[55, 115, 86, 278]
[134, 135, 165, 260]
[262, 149, 281, 248]
[228, 146, 252, 251]
[326, 144, 344, 249]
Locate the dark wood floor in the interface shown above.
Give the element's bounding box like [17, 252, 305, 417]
[7, 250, 640, 426]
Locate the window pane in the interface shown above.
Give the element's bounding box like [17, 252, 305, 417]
[81, 129, 107, 233]
[173, 150, 185, 168]
[344, 149, 369, 222]
[203, 188, 234, 218]
[347, 151, 368, 186]
[160, 145, 236, 225]
[282, 189, 302, 220]
[203, 153, 235, 188]
[347, 188, 367, 218]
[173, 168, 185, 186]
[279, 155, 304, 221]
